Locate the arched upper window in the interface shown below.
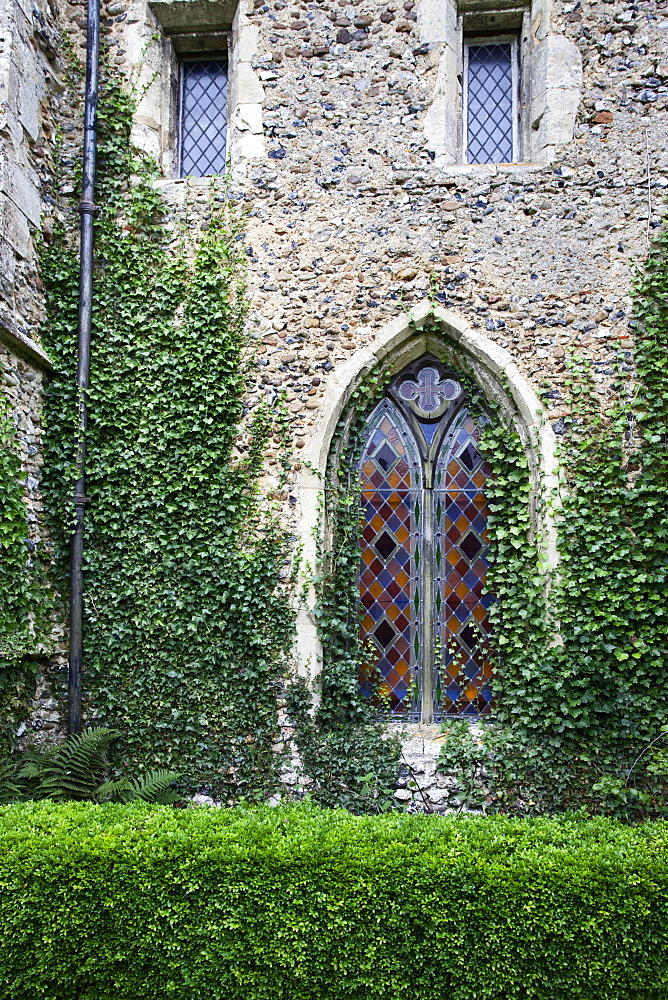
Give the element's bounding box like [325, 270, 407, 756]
[357, 356, 493, 724]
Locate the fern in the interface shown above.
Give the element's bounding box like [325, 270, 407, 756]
[97, 769, 182, 804]
[0, 759, 24, 804]
[17, 728, 121, 802]
[95, 776, 133, 801]
[2, 730, 183, 804]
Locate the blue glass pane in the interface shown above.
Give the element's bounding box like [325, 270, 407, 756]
[419, 421, 440, 445]
[467, 43, 514, 164]
[181, 60, 228, 177]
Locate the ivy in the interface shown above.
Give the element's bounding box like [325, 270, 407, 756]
[435, 226, 668, 819]
[279, 368, 404, 812]
[478, 421, 552, 731]
[39, 69, 295, 798]
[317, 263, 668, 817]
[499, 229, 668, 747]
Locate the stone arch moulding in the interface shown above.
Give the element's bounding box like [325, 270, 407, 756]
[293, 301, 560, 680]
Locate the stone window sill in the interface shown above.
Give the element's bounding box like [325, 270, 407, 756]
[433, 162, 546, 179]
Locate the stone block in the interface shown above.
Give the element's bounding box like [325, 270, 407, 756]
[234, 102, 263, 134]
[131, 121, 162, 161]
[15, 46, 43, 142]
[233, 0, 250, 34]
[235, 22, 259, 63]
[417, 0, 456, 45]
[531, 34, 582, 97]
[148, 0, 238, 34]
[235, 61, 264, 104]
[0, 191, 30, 258]
[423, 42, 460, 163]
[233, 128, 265, 161]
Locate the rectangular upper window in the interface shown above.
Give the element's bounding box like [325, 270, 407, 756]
[179, 58, 228, 177]
[464, 38, 518, 164]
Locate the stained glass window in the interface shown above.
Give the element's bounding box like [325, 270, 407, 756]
[358, 403, 421, 715]
[180, 59, 228, 177]
[434, 413, 494, 715]
[356, 358, 494, 722]
[466, 41, 516, 165]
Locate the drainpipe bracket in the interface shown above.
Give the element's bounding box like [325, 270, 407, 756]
[79, 201, 100, 216]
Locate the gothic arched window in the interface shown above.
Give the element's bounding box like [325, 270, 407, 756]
[357, 356, 493, 724]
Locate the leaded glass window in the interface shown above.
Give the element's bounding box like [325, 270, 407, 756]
[359, 404, 421, 715]
[465, 40, 517, 165]
[180, 59, 228, 178]
[356, 357, 494, 723]
[434, 414, 494, 716]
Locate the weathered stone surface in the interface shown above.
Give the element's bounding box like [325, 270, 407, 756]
[3, 0, 666, 756]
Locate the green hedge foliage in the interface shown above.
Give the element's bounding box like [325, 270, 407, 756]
[0, 803, 666, 998]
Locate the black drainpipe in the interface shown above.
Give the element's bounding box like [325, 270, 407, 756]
[68, 0, 100, 735]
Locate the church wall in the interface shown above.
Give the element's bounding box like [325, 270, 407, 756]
[0, 0, 667, 765]
[120, 0, 665, 688]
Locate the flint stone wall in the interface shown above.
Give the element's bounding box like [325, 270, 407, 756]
[1, 0, 667, 767]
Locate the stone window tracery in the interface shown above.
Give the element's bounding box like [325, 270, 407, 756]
[357, 356, 494, 725]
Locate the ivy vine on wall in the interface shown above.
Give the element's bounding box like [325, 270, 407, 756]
[315, 253, 668, 817]
[39, 72, 295, 798]
[469, 227, 668, 814]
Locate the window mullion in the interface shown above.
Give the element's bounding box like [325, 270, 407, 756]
[511, 36, 520, 163]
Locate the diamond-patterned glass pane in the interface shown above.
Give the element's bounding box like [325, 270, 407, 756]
[375, 531, 398, 560]
[467, 43, 514, 165]
[180, 60, 228, 177]
[357, 372, 494, 720]
[358, 405, 420, 715]
[434, 411, 494, 716]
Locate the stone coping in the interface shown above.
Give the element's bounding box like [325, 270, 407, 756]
[0, 317, 54, 372]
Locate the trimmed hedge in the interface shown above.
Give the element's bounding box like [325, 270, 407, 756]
[0, 803, 667, 998]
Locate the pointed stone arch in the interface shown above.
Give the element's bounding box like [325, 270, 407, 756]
[292, 301, 560, 680]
